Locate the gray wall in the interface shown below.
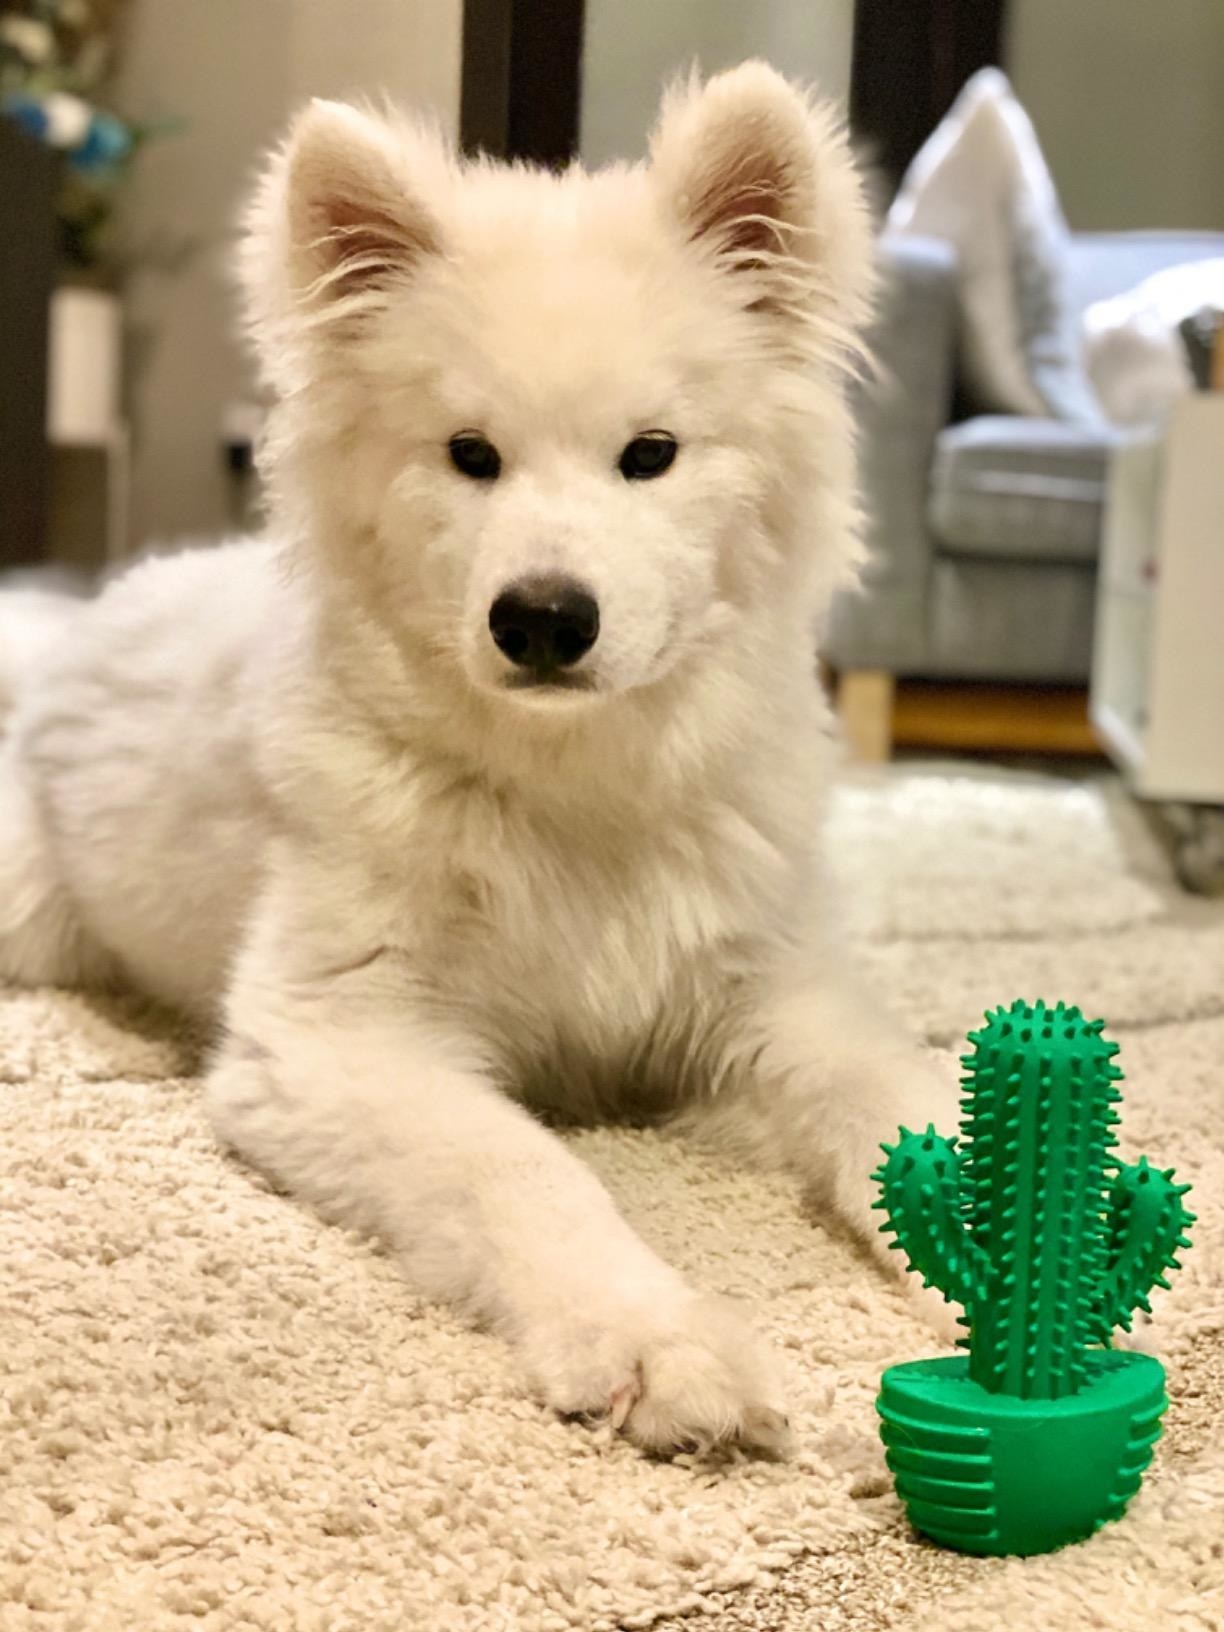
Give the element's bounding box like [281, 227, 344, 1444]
[115, 0, 462, 551]
[580, 0, 854, 168]
[1009, 0, 1224, 232]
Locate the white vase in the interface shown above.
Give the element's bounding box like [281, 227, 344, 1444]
[47, 286, 122, 446]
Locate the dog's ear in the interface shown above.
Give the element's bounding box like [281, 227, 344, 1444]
[283, 100, 441, 304]
[240, 100, 445, 379]
[649, 62, 871, 339]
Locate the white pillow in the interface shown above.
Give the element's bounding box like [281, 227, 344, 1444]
[888, 69, 1100, 424]
[1082, 259, 1224, 427]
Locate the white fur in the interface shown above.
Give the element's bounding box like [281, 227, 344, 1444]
[0, 65, 956, 1454]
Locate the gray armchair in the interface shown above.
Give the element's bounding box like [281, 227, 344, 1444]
[826, 229, 1224, 752]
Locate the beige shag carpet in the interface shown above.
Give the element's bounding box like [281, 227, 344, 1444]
[2, 766, 1222, 1631]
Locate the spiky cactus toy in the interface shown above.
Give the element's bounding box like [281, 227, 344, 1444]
[874, 1001, 1193, 1557]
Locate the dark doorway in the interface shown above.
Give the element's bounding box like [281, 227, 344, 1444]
[460, 0, 586, 166]
[0, 119, 56, 567]
[849, 0, 1009, 200]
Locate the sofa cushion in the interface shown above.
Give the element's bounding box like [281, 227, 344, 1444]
[887, 70, 1101, 424]
[928, 417, 1119, 565]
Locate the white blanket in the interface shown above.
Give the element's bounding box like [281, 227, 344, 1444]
[1083, 258, 1224, 427]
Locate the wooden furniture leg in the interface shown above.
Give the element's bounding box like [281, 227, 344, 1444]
[837, 670, 895, 763]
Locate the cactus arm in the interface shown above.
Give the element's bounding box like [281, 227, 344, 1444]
[873, 1126, 990, 1313]
[1092, 1158, 1194, 1337]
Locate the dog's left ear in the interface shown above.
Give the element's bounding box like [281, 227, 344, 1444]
[649, 62, 871, 338]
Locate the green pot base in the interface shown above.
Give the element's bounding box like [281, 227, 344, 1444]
[878, 1349, 1167, 1556]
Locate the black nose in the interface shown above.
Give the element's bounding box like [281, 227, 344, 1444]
[488, 577, 600, 671]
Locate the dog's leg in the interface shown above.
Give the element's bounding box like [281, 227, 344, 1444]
[689, 966, 962, 1332]
[207, 948, 788, 1456]
[0, 740, 111, 989]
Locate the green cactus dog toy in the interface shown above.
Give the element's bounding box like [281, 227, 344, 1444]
[873, 1000, 1193, 1557]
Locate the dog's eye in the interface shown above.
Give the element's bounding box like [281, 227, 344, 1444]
[618, 433, 678, 481]
[449, 434, 501, 481]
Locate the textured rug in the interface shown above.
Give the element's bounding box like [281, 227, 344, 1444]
[2, 766, 1222, 1632]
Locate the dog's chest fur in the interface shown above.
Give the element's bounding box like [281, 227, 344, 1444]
[377, 766, 795, 1121]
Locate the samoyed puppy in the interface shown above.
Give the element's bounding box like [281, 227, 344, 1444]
[0, 64, 955, 1454]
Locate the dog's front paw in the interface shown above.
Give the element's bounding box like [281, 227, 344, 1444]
[827, 1052, 967, 1345]
[520, 1292, 790, 1457]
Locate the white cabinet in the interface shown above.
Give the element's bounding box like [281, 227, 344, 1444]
[1091, 395, 1224, 803]
[47, 287, 130, 569]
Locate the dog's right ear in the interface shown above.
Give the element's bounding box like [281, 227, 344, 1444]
[240, 100, 445, 379]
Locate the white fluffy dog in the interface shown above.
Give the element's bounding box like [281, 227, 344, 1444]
[0, 64, 954, 1454]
